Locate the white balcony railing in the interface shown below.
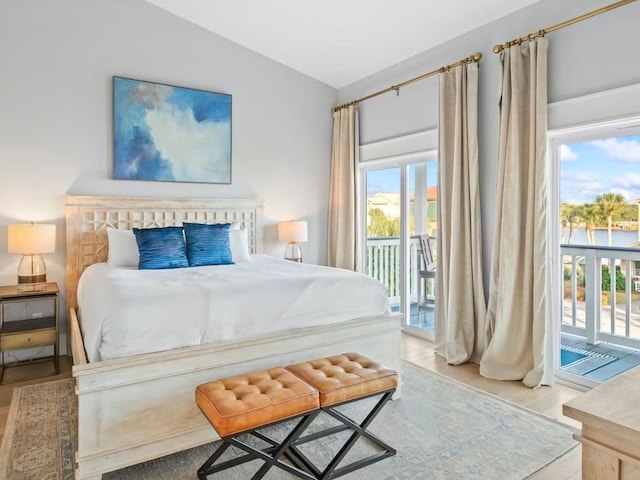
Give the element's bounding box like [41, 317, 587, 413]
[367, 240, 640, 350]
[365, 236, 434, 305]
[562, 244, 640, 350]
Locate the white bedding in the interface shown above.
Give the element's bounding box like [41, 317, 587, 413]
[77, 255, 390, 362]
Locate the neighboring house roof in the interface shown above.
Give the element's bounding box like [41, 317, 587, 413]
[369, 189, 438, 220]
[368, 192, 400, 207]
[371, 192, 400, 202]
[408, 186, 438, 202]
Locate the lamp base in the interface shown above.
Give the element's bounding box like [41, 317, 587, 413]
[17, 254, 48, 291]
[17, 282, 47, 293]
[284, 242, 303, 263]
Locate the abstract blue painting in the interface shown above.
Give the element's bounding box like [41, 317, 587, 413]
[113, 77, 232, 184]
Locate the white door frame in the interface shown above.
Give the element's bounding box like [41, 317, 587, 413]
[358, 129, 438, 336]
[548, 82, 640, 388]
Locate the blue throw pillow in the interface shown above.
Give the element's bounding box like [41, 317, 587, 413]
[183, 222, 234, 267]
[132, 226, 189, 270]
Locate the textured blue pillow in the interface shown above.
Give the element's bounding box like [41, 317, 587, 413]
[132, 226, 189, 270]
[183, 222, 234, 267]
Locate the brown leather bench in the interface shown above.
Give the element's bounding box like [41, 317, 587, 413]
[195, 367, 320, 479]
[287, 353, 398, 479]
[195, 354, 398, 479]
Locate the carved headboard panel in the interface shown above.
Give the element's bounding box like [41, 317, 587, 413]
[64, 195, 263, 311]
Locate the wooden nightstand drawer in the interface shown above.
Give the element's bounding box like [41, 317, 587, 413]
[0, 283, 60, 383]
[1, 328, 56, 351]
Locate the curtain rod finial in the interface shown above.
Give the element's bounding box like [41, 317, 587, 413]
[472, 52, 482, 62]
[493, 44, 504, 54]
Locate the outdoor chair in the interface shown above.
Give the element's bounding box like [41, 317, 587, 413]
[418, 234, 436, 310]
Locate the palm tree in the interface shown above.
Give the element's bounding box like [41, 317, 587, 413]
[595, 193, 625, 246]
[580, 204, 601, 245]
[560, 203, 581, 244]
[560, 204, 570, 243]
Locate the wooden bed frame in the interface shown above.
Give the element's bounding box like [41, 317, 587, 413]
[65, 195, 402, 480]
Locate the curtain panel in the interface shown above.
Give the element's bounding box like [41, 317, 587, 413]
[481, 38, 548, 388]
[328, 105, 359, 271]
[435, 62, 487, 364]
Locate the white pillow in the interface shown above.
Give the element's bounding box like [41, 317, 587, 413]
[230, 227, 251, 262]
[107, 228, 139, 267]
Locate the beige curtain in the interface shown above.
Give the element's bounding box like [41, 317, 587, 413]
[435, 62, 487, 364]
[480, 38, 548, 387]
[328, 105, 359, 270]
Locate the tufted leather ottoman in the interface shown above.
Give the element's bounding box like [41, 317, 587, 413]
[195, 367, 320, 479]
[286, 353, 398, 479]
[286, 352, 398, 406]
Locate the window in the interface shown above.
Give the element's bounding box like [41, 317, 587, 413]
[550, 117, 640, 388]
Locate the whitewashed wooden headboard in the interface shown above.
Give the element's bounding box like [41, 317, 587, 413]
[64, 195, 263, 311]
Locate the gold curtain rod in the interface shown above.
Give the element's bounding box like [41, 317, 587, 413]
[332, 52, 482, 112]
[493, 0, 636, 53]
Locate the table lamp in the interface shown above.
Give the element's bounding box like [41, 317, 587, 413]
[8, 223, 56, 291]
[277, 221, 308, 262]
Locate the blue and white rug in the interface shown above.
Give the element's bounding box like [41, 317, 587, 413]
[103, 361, 577, 480]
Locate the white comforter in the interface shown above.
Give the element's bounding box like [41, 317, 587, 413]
[77, 255, 390, 362]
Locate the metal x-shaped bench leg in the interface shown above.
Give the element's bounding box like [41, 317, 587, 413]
[198, 410, 320, 480]
[292, 388, 397, 479]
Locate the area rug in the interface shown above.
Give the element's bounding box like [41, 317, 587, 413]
[0, 362, 577, 480]
[0, 378, 77, 480]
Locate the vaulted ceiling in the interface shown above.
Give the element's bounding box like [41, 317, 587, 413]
[145, 0, 544, 88]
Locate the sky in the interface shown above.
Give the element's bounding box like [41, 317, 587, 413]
[365, 133, 640, 204]
[366, 162, 438, 196]
[561, 133, 640, 204]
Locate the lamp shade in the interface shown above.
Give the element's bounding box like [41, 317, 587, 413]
[278, 221, 308, 243]
[8, 224, 56, 254]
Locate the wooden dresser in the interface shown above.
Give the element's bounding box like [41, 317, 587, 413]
[563, 365, 640, 479]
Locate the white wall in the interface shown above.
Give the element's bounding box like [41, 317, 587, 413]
[3, 0, 638, 354]
[338, 0, 640, 290]
[0, 0, 337, 349]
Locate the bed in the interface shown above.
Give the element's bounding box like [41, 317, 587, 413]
[65, 195, 402, 480]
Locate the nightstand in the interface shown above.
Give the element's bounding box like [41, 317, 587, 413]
[0, 282, 59, 383]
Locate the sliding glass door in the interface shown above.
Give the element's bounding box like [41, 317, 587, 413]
[407, 162, 438, 335]
[364, 166, 402, 309]
[361, 157, 437, 339]
[550, 121, 640, 388]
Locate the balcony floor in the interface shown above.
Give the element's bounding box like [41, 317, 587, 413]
[561, 333, 640, 382]
[391, 302, 435, 332]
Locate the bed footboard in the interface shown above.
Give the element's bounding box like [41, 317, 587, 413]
[69, 308, 88, 366]
[72, 313, 402, 480]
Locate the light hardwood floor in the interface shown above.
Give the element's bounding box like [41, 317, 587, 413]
[0, 337, 583, 479]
